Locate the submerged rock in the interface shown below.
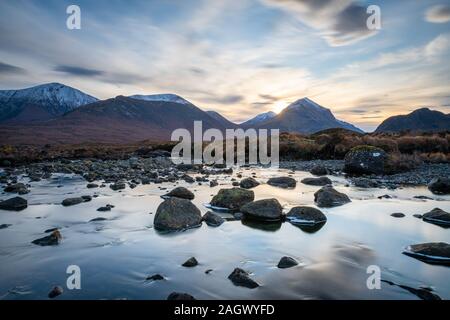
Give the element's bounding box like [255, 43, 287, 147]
[228, 268, 259, 289]
[97, 204, 114, 212]
[167, 292, 196, 300]
[154, 197, 202, 231]
[391, 213, 405, 218]
[241, 198, 283, 221]
[146, 274, 164, 281]
[163, 187, 194, 200]
[61, 197, 84, 206]
[89, 217, 107, 222]
[286, 206, 327, 225]
[0, 223, 12, 229]
[0, 196, 28, 211]
[48, 286, 63, 299]
[344, 145, 387, 175]
[277, 256, 299, 269]
[314, 186, 351, 208]
[32, 230, 62, 246]
[267, 177, 296, 189]
[239, 177, 260, 189]
[301, 177, 332, 186]
[202, 211, 225, 227]
[422, 208, 450, 227]
[210, 188, 254, 211]
[182, 257, 198, 267]
[428, 177, 450, 195]
[403, 242, 450, 265]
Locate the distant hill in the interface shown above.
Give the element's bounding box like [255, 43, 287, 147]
[206, 111, 239, 128]
[375, 108, 450, 133]
[240, 111, 276, 128]
[0, 83, 98, 123]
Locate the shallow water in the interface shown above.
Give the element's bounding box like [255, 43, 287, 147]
[0, 167, 449, 300]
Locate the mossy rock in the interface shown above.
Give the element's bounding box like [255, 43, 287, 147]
[210, 188, 254, 211]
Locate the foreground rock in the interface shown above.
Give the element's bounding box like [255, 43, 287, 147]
[422, 208, 450, 227]
[167, 292, 196, 300]
[286, 206, 327, 225]
[4, 183, 29, 194]
[267, 177, 296, 189]
[210, 188, 254, 211]
[32, 230, 62, 246]
[301, 177, 332, 186]
[428, 178, 450, 195]
[344, 145, 386, 175]
[202, 211, 225, 227]
[154, 197, 202, 231]
[314, 186, 351, 208]
[228, 268, 259, 289]
[0, 196, 28, 211]
[48, 286, 63, 299]
[163, 187, 194, 200]
[241, 199, 283, 221]
[182, 257, 198, 267]
[239, 177, 260, 189]
[277, 256, 299, 269]
[403, 242, 450, 266]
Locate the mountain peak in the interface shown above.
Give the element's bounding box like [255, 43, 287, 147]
[285, 97, 327, 112]
[240, 111, 277, 127]
[129, 93, 191, 105]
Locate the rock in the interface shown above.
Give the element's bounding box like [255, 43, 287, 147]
[314, 186, 351, 208]
[352, 178, 380, 188]
[89, 217, 107, 222]
[97, 204, 113, 212]
[422, 208, 450, 227]
[228, 268, 259, 289]
[182, 174, 195, 183]
[48, 286, 63, 299]
[403, 242, 450, 265]
[413, 214, 423, 219]
[32, 230, 62, 246]
[378, 194, 392, 199]
[232, 181, 240, 186]
[310, 165, 329, 176]
[4, 183, 29, 194]
[391, 213, 405, 218]
[164, 187, 194, 200]
[86, 183, 98, 189]
[286, 206, 327, 225]
[146, 274, 164, 281]
[239, 177, 260, 189]
[110, 182, 126, 191]
[344, 145, 387, 175]
[154, 197, 202, 231]
[414, 195, 433, 200]
[0, 223, 12, 229]
[44, 227, 59, 233]
[428, 178, 450, 195]
[205, 269, 213, 274]
[301, 177, 332, 186]
[209, 180, 218, 187]
[241, 199, 283, 221]
[61, 197, 84, 206]
[267, 177, 296, 189]
[182, 257, 198, 267]
[0, 196, 28, 211]
[167, 292, 196, 300]
[210, 188, 254, 211]
[277, 256, 299, 269]
[81, 195, 92, 202]
[202, 211, 225, 227]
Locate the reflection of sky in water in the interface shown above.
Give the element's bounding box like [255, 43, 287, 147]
[0, 168, 449, 300]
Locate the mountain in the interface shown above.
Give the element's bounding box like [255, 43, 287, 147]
[0, 95, 230, 144]
[375, 108, 450, 133]
[241, 111, 276, 128]
[206, 111, 239, 128]
[0, 83, 98, 123]
[129, 93, 191, 105]
[251, 98, 363, 134]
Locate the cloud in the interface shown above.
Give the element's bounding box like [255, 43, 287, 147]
[0, 61, 26, 74]
[201, 94, 244, 105]
[425, 4, 450, 23]
[262, 0, 378, 46]
[54, 65, 104, 77]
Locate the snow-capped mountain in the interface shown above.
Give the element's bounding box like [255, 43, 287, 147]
[0, 82, 98, 123]
[129, 93, 191, 105]
[241, 111, 276, 128]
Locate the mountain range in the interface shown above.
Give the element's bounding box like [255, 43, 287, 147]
[0, 83, 447, 145]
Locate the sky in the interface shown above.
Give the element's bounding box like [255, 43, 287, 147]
[0, 0, 449, 132]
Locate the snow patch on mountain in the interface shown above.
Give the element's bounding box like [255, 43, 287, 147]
[129, 94, 191, 105]
[241, 111, 277, 126]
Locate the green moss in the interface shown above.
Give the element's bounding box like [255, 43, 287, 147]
[350, 145, 385, 152]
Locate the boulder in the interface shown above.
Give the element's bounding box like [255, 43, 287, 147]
[277, 256, 299, 269]
[428, 178, 450, 195]
[164, 187, 194, 200]
[209, 180, 218, 187]
[110, 182, 126, 191]
[167, 292, 196, 300]
[86, 183, 98, 189]
[154, 197, 202, 231]
[202, 211, 225, 227]
[314, 186, 351, 208]
[286, 206, 327, 225]
[182, 257, 198, 267]
[0, 196, 28, 211]
[240, 199, 283, 221]
[310, 165, 329, 176]
[301, 177, 332, 186]
[210, 188, 254, 211]
[352, 178, 380, 188]
[267, 177, 296, 188]
[239, 177, 260, 189]
[344, 145, 387, 175]
[32, 230, 62, 246]
[422, 208, 450, 227]
[228, 268, 259, 289]
[403, 242, 450, 266]
[61, 197, 84, 206]
[4, 183, 29, 194]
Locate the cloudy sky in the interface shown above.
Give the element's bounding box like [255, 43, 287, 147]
[0, 0, 449, 131]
